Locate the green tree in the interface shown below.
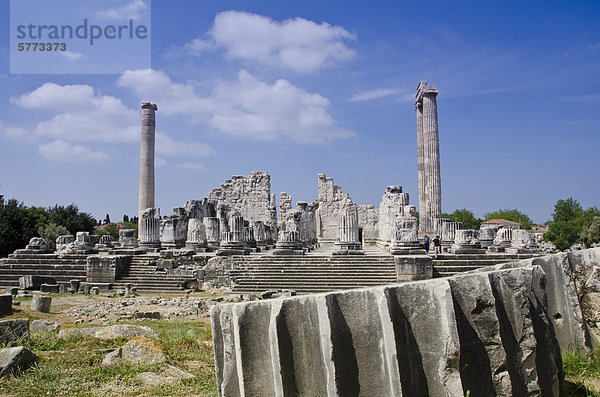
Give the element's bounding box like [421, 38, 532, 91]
[484, 209, 534, 230]
[544, 198, 593, 250]
[0, 197, 29, 257]
[581, 216, 600, 247]
[94, 222, 121, 241]
[38, 223, 70, 250]
[47, 204, 96, 235]
[444, 209, 482, 229]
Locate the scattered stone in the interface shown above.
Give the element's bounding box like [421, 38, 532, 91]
[0, 319, 29, 346]
[40, 284, 59, 293]
[136, 365, 196, 387]
[31, 295, 52, 313]
[30, 320, 59, 334]
[102, 336, 167, 366]
[0, 295, 12, 316]
[58, 327, 103, 339]
[94, 324, 158, 340]
[0, 346, 37, 376]
[133, 312, 161, 320]
[260, 289, 296, 299]
[91, 287, 100, 295]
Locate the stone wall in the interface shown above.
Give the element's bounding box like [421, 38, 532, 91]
[378, 185, 410, 247]
[315, 173, 354, 241]
[86, 255, 130, 283]
[208, 171, 274, 229]
[211, 263, 563, 396]
[357, 205, 378, 242]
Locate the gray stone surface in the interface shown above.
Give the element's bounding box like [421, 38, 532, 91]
[0, 346, 37, 377]
[394, 255, 432, 280]
[140, 207, 161, 248]
[416, 81, 442, 234]
[211, 265, 563, 396]
[119, 229, 138, 247]
[86, 255, 130, 283]
[102, 336, 168, 366]
[94, 324, 159, 340]
[40, 283, 59, 293]
[30, 319, 59, 333]
[138, 102, 157, 240]
[31, 295, 52, 313]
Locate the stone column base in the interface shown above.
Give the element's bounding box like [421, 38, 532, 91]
[332, 241, 364, 255]
[390, 241, 426, 255]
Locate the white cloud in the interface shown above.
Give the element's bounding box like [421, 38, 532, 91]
[119, 68, 354, 143]
[61, 51, 83, 61]
[96, 0, 149, 21]
[12, 82, 138, 143]
[350, 88, 402, 102]
[11, 81, 215, 161]
[182, 11, 355, 72]
[209, 70, 353, 142]
[183, 38, 213, 56]
[156, 132, 214, 157]
[177, 162, 205, 170]
[38, 140, 109, 162]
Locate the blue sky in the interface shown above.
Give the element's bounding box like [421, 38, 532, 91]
[0, 0, 598, 223]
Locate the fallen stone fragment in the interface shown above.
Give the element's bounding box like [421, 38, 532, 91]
[30, 319, 60, 333]
[94, 324, 159, 340]
[0, 346, 37, 376]
[137, 365, 195, 387]
[102, 336, 168, 366]
[0, 295, 12, 316]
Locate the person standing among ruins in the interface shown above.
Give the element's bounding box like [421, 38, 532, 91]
[433, 235, 441, 255]
[423, 234, 430, 252]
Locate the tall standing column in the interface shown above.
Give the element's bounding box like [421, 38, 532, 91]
[138, 102, 158, 240]
[416, 82, 441, 234]
[416, 102, 425, 233]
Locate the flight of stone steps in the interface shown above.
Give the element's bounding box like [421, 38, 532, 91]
[0, 253, 87, 288]
[111, 254, 197, 293]
[230, 255, 398, 294]
[432, 253, 539, 277]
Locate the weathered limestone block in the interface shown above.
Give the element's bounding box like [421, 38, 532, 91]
[55, 235, 75, 252]
[452, 229, 485, 254]
[489, 227, 513, 252]
[160, 208, 188, 248]
[13, 237, 53, 254]
[315, 173, 355, 241]
[478, 226, 499, 249]
[279, 192, 293, 222]
[119, 229, 138, 247]
[86, 255, 130, 283]
[208, 172, 275, 231]
[296, 202, 317, 247]
[378, 186, 410, 246]
[96, 234, 114, 249]
[273, 211, 304, 255]
[389, 216, 425, 255]
[394, 255, 432, 281]
[211, 266, 563, 396]
[506, 229, 540, 254]
[0, 346, 37, 377]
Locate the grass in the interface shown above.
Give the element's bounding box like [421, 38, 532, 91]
[0, 318, 218, 396]
[563, 347, 600, 396]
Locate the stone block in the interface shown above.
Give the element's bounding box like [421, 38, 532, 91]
[30, 319, 59, 333]
[86, 255, 130, 283]
[394, 255, 432, 281]
[0, 295, 12, 316]
[0, 346, 37, 377]
[211, 265, 563, 396]
[19, 275, 57, 290]
[31, 295, 52, 313]
[40, 284, 59, 293]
